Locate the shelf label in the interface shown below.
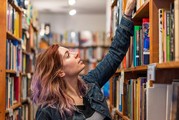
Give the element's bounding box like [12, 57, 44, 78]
[147, 63, 156, 81]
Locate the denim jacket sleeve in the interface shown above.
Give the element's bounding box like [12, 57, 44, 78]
[82, 15, 134, 88]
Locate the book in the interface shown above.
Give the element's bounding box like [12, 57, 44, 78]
[146, 84, 167, 120]
[174, 0, 179, 61]
[171, 80, 179, 120]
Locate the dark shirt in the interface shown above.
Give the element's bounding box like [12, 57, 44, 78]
[76, 97, 95, 118]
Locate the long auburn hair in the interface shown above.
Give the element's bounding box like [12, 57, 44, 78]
[31, 44, 87, 118]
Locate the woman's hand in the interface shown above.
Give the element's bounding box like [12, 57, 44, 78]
[124, 0, 136, 17]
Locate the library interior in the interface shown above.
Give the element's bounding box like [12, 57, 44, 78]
[0, 0, 179, 119]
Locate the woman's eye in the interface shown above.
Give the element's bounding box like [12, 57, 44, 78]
[67, 53, 70, 58]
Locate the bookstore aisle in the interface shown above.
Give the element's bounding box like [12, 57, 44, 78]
[109, 0, 179, 120]
[0, 0, 179, 120]
[0, 0, 110, 119]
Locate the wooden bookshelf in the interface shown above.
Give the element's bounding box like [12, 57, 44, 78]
[0, 0, 39, 119]
[0, 0, 7, 118]
[109, 0, 179, 119]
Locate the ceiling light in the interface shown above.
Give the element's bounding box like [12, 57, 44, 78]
[69, 9, 76, 16]
[68, 0, 76, 6]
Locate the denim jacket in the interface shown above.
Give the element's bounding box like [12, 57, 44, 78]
[36, 16, 134, 120]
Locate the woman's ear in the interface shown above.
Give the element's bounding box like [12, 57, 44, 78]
[59, 70, 65, 77]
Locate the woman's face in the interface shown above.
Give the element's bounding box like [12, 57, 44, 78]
[58, 46, 85, 76]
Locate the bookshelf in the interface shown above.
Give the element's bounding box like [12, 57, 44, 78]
[0, 0, 39, 119]
[0, 0, 7, 119]
[109, 0, 179, 119]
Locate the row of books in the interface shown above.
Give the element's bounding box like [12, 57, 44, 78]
[6, 37, 36, 74]
[40, 31, 110, 47]
[6, 40, 22, 71]
[119, 20, 150, 69]
[132, 19, 150, 67]
[111, 75, 179, 120]
[6, 74, 19, 108]
[5, 104, 30, 120]
[158, 3, 176, 63]
[6, 75, 29, 109]
[7, 3, 20, 38]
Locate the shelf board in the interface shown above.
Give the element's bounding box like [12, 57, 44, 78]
[126, 65, 148, 72]
[5, 103, 21, 114]
[156, 61, 179, 69]
[116, 65, 147, 73]
[6, 70, 17, 74]
[111, 0, 117, 9]
[115, 110, 130, 120]
[9, 2, 22, 13]
[116, 61, 179, 73]
[132, 0, 149, 24]
[7, 31, 21, 43]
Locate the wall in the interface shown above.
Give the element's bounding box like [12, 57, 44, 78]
[39, 13, 106, 34]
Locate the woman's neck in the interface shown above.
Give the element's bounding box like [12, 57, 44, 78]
[64, 76, 84, 105]
[65, 76, 81, 97]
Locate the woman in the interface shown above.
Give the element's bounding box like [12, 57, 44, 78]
[31, 0, 136, 119]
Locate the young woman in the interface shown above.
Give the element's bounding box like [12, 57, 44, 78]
[31, 0, 136, 119]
